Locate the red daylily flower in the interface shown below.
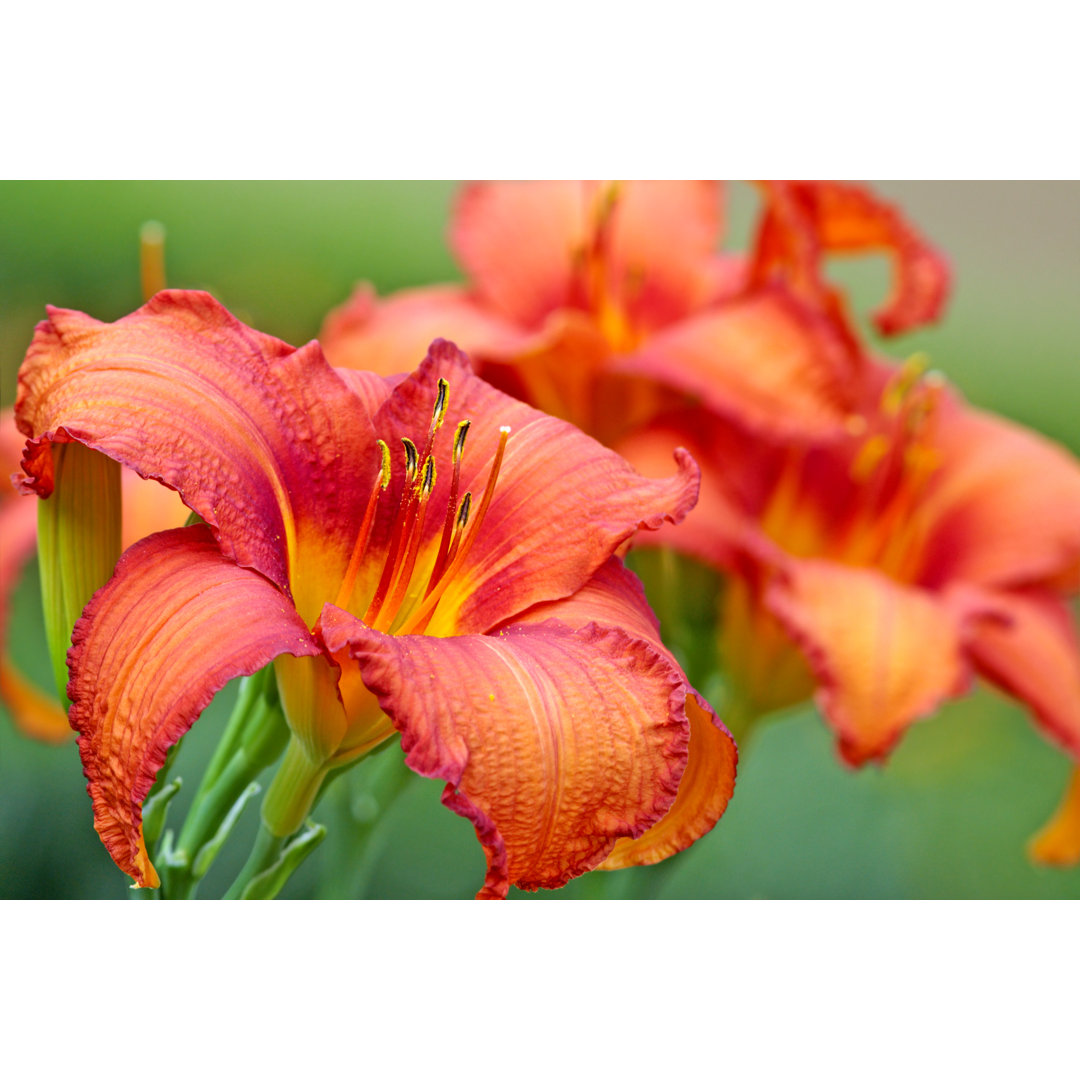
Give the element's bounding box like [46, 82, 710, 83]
[320, 180, 948, 446]
[617, 357, 1080, 787]
[0, 408, 186, 741]
[14, 290, 736, 897]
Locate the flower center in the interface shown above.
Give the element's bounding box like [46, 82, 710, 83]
[570, 182, 643, 354]
[761, 356, 944, 583]
[334, 378, 510, 636]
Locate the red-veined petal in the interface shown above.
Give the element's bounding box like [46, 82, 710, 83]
[320, 606, 690, 898]
[69, 524, 321, 888]
[509, 557, 738, 866]
[16, 291, 377, 612]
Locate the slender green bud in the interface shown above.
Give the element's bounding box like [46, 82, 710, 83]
[261, 735, 330, 838]
[37, 442, 122, 703]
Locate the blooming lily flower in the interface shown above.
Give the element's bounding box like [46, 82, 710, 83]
[15, 290, 736, 898]
[320, 180, 948, 447]
[616, 356, 1080, 786]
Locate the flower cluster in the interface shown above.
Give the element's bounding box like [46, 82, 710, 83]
[6, 180, 1079, 898]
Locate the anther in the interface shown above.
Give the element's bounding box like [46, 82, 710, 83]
[427, 421, 472, 594]
[402, 438, 418, 485]
[420, 456, 436, 498]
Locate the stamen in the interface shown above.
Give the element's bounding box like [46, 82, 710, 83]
[363, 441, 423, 624]
[850, 434, 890, 482]
[374, 457, 437, 633]
[334, 440, 391, 610]
[444, 492, 472, 569]
[427, 420, 471, 594]
[431, 378, 449, 433]
[882, 353, 928, 415]
[401, 426, 511, 636]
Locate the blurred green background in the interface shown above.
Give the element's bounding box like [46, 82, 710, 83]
[2, 181, 1078, 900]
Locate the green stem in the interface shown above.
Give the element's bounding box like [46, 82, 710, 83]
[156, 668, 288, 899]
[224, 825, 286, 900]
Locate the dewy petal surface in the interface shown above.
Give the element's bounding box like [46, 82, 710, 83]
[370, 341, 700, 635]
[767, 560, 972, 765]
[321, 607, 689, 899]
[511, 557, 737, 868]
[69, 525, 321, 887]
[16, 290, 377, 604]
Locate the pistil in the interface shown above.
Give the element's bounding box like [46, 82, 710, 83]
[334, 440, 390, 610]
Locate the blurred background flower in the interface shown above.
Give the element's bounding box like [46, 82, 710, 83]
[2, 180, 1078, 898]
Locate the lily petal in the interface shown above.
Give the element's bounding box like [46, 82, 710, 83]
[962, 587, 1080, 757]
[321, 283, 527, 376]
[751, 180, 950, 336]
[613, 287, 860, 439]
[69, 524, 321, 888]
[510, 556, 738, 867]
[918, 402, 1080, 590]
[16, 290, 377, 604]
[372, 340, 700, 634]
[452, 181, 592, 328]
[452, 181, 723, 331]
[321, 606, 690, 898]
[601, 180, 725, 328]
[766, 560, 972, 765]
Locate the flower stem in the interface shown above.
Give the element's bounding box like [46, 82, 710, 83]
[156, 667, 289, 899]
[223, 825, 286, 900]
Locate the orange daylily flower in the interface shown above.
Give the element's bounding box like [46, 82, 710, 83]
[14, 290, 736, 898]
[320, 180, 948, 448]
[0, 408, 186, 741]
[618, 357, 1080, 787]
